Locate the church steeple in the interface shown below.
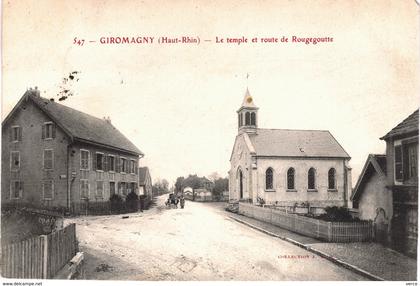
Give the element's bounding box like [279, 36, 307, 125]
[237, 88, 258, 134]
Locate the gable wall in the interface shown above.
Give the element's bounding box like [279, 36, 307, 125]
[1, 99, 70, 208]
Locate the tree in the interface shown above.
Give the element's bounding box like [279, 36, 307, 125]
[152, 178, 170, 196]
[208, 172, 220, 183]
[175, 176, 185, 193]
[213, 177, 228, 201]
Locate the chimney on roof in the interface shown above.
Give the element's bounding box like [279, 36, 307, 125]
[103, 116, 111, 124]
[29, 86, 41, 97]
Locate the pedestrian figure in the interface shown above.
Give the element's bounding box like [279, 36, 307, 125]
[180, 196, 185, 209]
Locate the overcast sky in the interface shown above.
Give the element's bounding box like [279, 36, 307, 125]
[2, 1, 419, 186]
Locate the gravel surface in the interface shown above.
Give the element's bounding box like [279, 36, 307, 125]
[65, 196, 366, 281]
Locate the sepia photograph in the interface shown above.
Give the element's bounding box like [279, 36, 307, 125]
[1, 0, 419, 284]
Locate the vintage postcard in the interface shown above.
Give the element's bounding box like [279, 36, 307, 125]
[1, 0, 418, 284]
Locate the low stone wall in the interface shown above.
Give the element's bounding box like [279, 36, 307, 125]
[239, 203, 374, 242]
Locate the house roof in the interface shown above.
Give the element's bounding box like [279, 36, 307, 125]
[381, 109, 419, 140]
[351, 154, 387, 202]
[248, 128, 350, 158]
[138, 167, 150, 185]
[4, 90, 143, 155]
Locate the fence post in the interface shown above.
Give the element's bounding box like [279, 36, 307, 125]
[317, 219, 320, 239]
[41, 235, 48, 279]
[327, 222, 332, 242]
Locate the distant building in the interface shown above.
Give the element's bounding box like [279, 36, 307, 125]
[380, 109, 418, 257]
[2, 88, 144, 213]
[138, 167, 153, 204]
[229, 89, 352, 211]
[182, 177, 214, 201]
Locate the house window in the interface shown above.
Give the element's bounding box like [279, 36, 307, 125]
[108, 155, 115, 172]
[308, 168, 316, 190]
[110, 182, 116, 197]
[120, 158, 127, 173]
[245, 112, 250, 125]
[328, 168, 336, 189]
[43, 180, 54, 200]
[407, 143, 418, 181]
[130, 160, 136, 174]
[395, 145, 403, 181]
[395, 141, 418, 183]
[96, 181, 104, 198]
[265, 168, 273, 190]
[42, 122, 55, 139]
[80, 150, 90, 170]
[287, 168, 295, 190]
[11, 126, 22, 142]
[43, 149, 54, 170]
[10, 181, 23, 199]
[251, 112, 256, 125]
[96, 153, 104, 171]
[10, 151, 20, 170]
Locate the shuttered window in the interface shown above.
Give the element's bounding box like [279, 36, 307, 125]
[10, 181, 23, 199]
[10, 151, 20, 170]
[43, 149, 54, 170]
[42, 122, 55, 139]
[43, 180, 54, 200]
[395, 145, 403, 182]
[11, 126, 22, 142]
[80, 150, 89, 170]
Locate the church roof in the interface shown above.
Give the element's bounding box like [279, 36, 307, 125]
[380, 109, 419, 140]
[3, 89, 143, 156]
[248, 128, 350, 158]
[238, 88, 257, 110]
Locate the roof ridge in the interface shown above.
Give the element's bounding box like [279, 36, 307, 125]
[30, 94, 114, 127]
[257, 128, 330, 132]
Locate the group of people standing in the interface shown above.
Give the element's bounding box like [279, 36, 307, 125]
[166, 193, 186, 209]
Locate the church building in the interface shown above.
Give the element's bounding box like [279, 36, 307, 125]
[228, 89, 353, 210]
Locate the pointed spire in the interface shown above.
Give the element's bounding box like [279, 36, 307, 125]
[241, 87, 257, 108]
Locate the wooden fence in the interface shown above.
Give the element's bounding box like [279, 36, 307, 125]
[1, 223, 77, 279]
[239, 203, 374, 242]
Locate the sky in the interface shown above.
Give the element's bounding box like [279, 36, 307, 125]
[2, 0, 419, 186]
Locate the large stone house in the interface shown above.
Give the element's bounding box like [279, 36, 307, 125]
[2, 88, 144, 213]
[228, 89, 352, 211]
[380, 109, 418, 257]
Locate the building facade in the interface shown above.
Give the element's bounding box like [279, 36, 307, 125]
[228, 89, 352, 211]
[380, 109, 418, 257]
[2, 89, 144, 213]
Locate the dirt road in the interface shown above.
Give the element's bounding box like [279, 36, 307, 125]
[66, 195, 366, 281]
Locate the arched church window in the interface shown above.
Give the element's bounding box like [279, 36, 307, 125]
[287, 168, 295, 190]
[328, 168, 336, 189]
[238, 114, 241, 128]
[251, 112, 256, 125]
[308, 168, 316, 190]
[245, 112, 250, 125]
[240, 113, 243, 127]
[265, 168, 273, 190]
